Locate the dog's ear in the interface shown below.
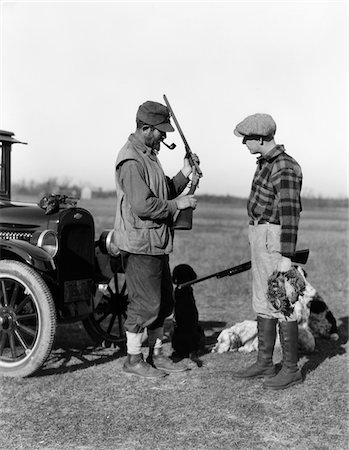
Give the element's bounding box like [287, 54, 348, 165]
[172, 265, 180, 284]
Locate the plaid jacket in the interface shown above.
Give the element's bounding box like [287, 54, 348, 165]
[248, 145, 302, 257]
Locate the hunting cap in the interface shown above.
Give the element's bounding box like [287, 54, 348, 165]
[234, 113, 276, 139]
[136, 101, 174, 132]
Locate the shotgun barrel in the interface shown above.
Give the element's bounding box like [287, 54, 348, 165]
[163, 94, 202, 230]
[177, 249, 310, 289]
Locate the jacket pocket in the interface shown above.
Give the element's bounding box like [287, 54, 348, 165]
[253, 180, 274, 206]
[133, 216, 162, 229]
[266, 224, 281, 254]
[124, 203, 161, 229]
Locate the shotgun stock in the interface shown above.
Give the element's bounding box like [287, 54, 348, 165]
[163, 94, 202, 230]
[177, 249, 310, 289]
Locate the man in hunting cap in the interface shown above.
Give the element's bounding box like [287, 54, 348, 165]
[233, 113, 303, 390]
[113, 100, 198, 378]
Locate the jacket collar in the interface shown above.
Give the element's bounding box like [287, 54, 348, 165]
[257, 144, 285, 166]
[128, 133, 156, 159]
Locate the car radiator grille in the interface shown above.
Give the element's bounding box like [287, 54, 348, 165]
[58, 224, 94, 281]
[0, 231, 32, 240]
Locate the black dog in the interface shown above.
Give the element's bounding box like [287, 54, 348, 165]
[171, 264, 206, 367]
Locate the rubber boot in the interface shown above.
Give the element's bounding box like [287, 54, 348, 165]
[232, 316, 277, 379]
[263, 321, 303, 390]
[146, 347, 188, 373]
[123, 353, 167, 378]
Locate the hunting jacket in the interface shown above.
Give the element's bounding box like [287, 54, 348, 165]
[113, 133, 189, 255]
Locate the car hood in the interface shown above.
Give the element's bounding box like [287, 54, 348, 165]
[0, 201, 57, 233]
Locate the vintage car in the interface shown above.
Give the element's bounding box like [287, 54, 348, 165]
[0, 130, 127, 377]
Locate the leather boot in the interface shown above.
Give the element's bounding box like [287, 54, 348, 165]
[123, 353, 167, 378]
[232, 316, 277, 379]
[263, 321, 303, 390]
[146, 348, 188, 373]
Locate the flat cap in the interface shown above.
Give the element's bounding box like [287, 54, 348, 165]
[234, 113, 276, 138]
[136, 101, 174, 132]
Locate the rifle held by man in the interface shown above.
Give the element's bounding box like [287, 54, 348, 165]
[177, 249, 310, 289]
[163, 94, 202, 230]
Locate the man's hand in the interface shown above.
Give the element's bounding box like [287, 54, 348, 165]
[181, 154, 200, 178]
[276, 256, 292, 273]
[176, 195, 197, 210]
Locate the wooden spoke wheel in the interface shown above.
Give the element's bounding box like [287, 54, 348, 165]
[0, 260, 56, 377]
[83, 272, 127, 348]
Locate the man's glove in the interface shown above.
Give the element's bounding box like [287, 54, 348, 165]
[266, 266, 306, 317]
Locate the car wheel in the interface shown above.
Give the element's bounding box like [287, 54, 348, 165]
[0, 260, 56, 377]
[83, 272, 127, 348]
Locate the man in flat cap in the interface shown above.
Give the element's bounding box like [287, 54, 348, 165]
[113, 100, 198, 378]
[233, 113, 303, 390]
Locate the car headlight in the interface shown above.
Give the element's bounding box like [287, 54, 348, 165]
[30, 230, 58, 257]
[98, 229, 120, 256]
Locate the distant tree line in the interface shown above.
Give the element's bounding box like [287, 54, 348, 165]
[12, 179, 348, 208]
[13, 178, 81, 198]
[195, 194, 348, 208]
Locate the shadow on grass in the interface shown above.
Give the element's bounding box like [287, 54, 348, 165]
[33, 322, 126, 378]
[34, 345, 126, 378]
[200, 320, 227, 350]
[301, 315, 348, 378]
[33, 319, 227, 378]
[161, 319, 226, 356]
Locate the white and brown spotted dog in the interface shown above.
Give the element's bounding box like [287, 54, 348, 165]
[294, 266, 339, 343]
[212, 320, 260, 354]
[212, 266, 338, 354]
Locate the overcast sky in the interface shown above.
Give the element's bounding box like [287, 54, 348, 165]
[1, 1, 347, 198]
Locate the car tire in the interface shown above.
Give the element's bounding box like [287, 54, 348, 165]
[0, 260, 56, 377]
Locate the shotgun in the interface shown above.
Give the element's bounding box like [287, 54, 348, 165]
[176, 249, 310, 289]
[163, 94, 203, 230]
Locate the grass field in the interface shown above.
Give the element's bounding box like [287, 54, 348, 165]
[1, 198, 348, 449]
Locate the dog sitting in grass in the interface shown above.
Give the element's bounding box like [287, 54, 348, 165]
[171, 264, 206, 366]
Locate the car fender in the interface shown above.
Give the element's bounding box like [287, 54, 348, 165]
[0, 239, 55, 272]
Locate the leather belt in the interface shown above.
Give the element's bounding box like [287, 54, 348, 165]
[249, 219, 280, 225]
